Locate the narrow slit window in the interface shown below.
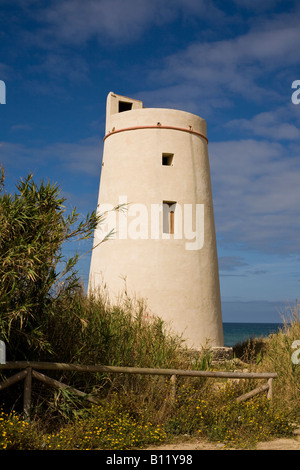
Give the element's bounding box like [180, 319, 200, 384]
[169, 209, 175, 234]
[118, 101, 132, 113]
[162, 153, 174, 166]
[163, 201, 176, 234]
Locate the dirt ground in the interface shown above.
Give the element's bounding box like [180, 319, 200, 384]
[145, 429, 300, 451]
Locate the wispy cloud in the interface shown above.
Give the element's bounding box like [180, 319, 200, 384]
[27, 52, 90, 84]
[219, 256, 248, 272]
[137, 8, 300, 115]
[210, 139, 300, 255]
[10, 124, 32, 132]
[21, 0, 224, 47]
[0, 136, 102, 177]
[231, 0, 286, 11]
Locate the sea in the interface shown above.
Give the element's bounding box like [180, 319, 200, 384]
[223, 322, 283, 347]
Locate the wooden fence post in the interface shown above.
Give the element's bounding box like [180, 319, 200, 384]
[267, 377, 273, 401]
[23, 367, 32, 419]
[170, 374, 176, 403]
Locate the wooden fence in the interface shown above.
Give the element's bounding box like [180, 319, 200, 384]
[0, 361, 278, 418]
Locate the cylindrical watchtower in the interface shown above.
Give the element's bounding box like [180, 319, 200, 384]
[88, 92, 224, 349]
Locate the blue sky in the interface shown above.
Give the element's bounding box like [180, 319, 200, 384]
[1, 0, 300, 322]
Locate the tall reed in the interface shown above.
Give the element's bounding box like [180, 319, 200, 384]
[257, 302, 300, 417]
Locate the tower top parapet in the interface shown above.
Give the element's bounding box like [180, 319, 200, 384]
[106, 92, 143, 132]
[104, 91, 207, 142]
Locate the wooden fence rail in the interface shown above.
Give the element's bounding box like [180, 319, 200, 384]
[0, 361, 278, 418]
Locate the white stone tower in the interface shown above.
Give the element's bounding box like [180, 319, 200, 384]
[88, 92, 224, 349]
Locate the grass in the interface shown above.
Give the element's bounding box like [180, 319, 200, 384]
[0, 294, 299, 450]
[165, 381, 294, 449]
[0, 380, 296, 450]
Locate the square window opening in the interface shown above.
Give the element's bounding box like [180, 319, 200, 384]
[118, 101, 133, 113]
[162, 153, 174, 166]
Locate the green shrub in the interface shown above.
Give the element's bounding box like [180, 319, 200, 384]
[0, 172, 101, 359]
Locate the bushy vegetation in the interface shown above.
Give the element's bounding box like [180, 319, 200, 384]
[42, 398, 168, 450]
[165, 382, 294, 449]
[1, 299, 298, 450]
[0, 173, 299, 450]
[257, 304, 300, 417]
[0, 171, 101, 359]
[0, 409, 39, 450]
[232, 304, 300, 419]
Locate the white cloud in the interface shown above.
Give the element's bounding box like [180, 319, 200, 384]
[226, 106, 300, 141]
[209, 139, 300, 254]
[29, 0, 223, 46]
[139, 11, 300, 113]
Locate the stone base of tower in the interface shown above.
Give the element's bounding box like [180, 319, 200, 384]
[210, 346, 233, 361]
[187, 346, 233, 362]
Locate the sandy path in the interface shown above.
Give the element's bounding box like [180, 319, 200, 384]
[145, 432, 300, 450]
